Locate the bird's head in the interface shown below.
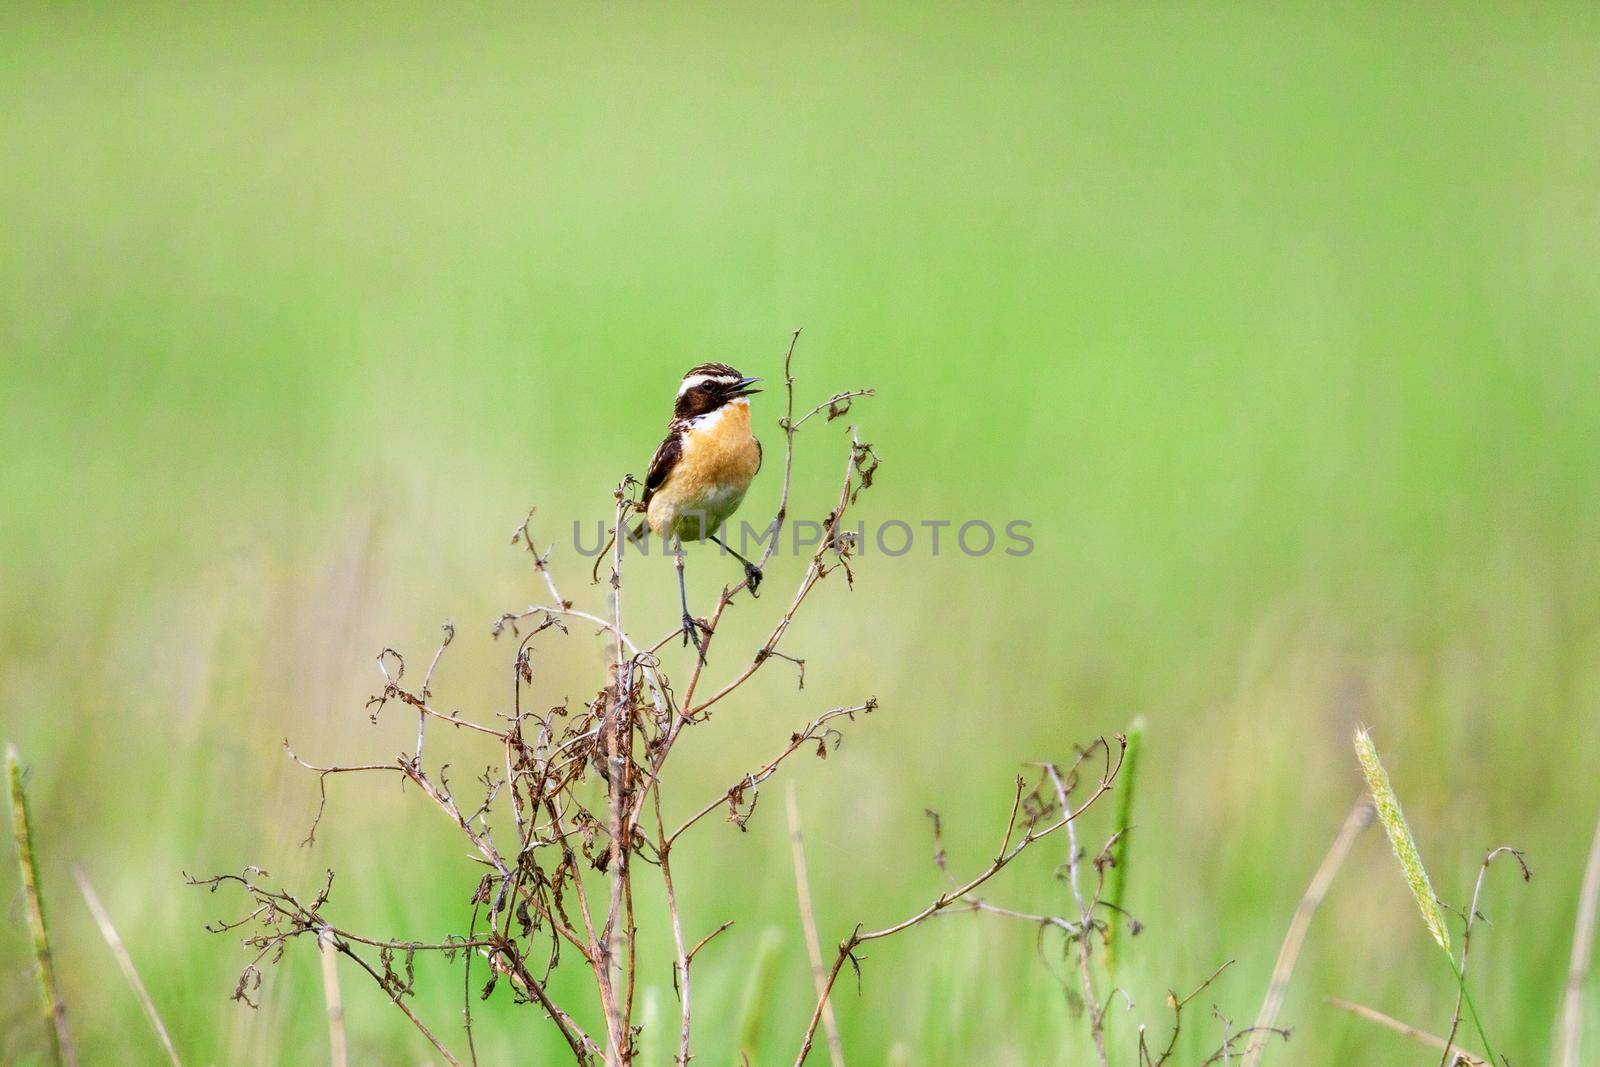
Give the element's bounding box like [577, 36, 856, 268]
[673, 363, 762, 419]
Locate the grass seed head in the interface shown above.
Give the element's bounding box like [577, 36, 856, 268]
[1353, 727, 1451, 955]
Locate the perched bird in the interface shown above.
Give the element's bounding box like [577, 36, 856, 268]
[635, 362, 764, 656]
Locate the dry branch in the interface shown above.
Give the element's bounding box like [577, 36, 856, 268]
[794, 739, 1127, 1066]
[1050, 760, 1109, 1067]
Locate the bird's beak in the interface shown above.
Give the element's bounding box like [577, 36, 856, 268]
[734, 376, 763, 397]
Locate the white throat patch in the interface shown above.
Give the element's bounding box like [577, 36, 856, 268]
[690, 396, 749, 428]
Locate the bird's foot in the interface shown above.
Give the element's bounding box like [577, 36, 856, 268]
[680, 612, 712, 659]
[743, 562, 763, 596]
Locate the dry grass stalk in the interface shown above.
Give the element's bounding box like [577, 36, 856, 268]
[1325, 996, 1484, 1065]
[786, 783, 846, 1067]
[1239, 795, 1372, 1067]
[317, 928, 349, 1067]
[72, 865, 183, 1067]
[1556, 810, 1600, 1067]
[8, 743, 77, 1067]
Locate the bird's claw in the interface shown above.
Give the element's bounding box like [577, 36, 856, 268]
[680, 612, 712, 659]
[743, 562, 763, 597]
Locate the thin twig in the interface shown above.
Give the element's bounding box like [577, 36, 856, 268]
[1557, 809, 1600, 1067]
[1240, 795, 1372, 1066]
[652, 788, 695, 1067]
[413, 622, 456, 766]
[1142, 959, 1237, 1066]
[787, 783, 846, 1067]
[686, 920, 734, 965]
[1438, 846, 1529, 1067]
[668, 700, 877, 846]
[795, 740, 1126, 1066]
[332, 939, 465, 1066]
[488, 948, 598, 1063]
[72, 865, 183, 1067]
[682, 429, 866, 722]
[1048, 762, 1108, 1067]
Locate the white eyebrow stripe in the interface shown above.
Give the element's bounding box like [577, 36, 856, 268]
[678, 373, 739, 396]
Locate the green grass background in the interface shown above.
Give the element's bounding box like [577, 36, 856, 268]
[4, 3, 1599, 1064]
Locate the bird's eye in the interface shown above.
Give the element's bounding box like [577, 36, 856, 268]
[699, 382, 715, 392]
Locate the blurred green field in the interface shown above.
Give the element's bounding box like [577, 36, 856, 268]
[4, 3, 1600, 1064]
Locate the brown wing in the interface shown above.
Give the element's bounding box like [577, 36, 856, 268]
[641, 430, 682, 508]
[754, 435, 763, 476]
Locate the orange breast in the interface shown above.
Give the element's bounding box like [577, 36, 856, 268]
[646, 399, 761, 540]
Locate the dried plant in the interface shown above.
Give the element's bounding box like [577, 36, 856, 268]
[801, 740, 1150, 1067]
[190, 333, 1137, 1066]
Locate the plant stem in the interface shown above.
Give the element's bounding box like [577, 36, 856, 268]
[1105, 716, 1144, 974]
[1450, 956, 1497, 1067]
[7, 743, 77, 1067]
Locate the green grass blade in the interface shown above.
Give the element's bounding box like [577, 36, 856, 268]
[734, 927, 783, 1064]
[1105, 716, 1145, 975]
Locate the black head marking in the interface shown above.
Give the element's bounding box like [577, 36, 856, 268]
[673, 363, 758, 419]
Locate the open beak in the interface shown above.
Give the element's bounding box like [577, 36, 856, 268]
[734, 376, 763, 397]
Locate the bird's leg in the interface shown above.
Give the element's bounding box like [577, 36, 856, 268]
[674, 538, 710, 658]
[708, 532, 763, 596]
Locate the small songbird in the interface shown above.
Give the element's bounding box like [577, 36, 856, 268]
[634, 362, 765, 656]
